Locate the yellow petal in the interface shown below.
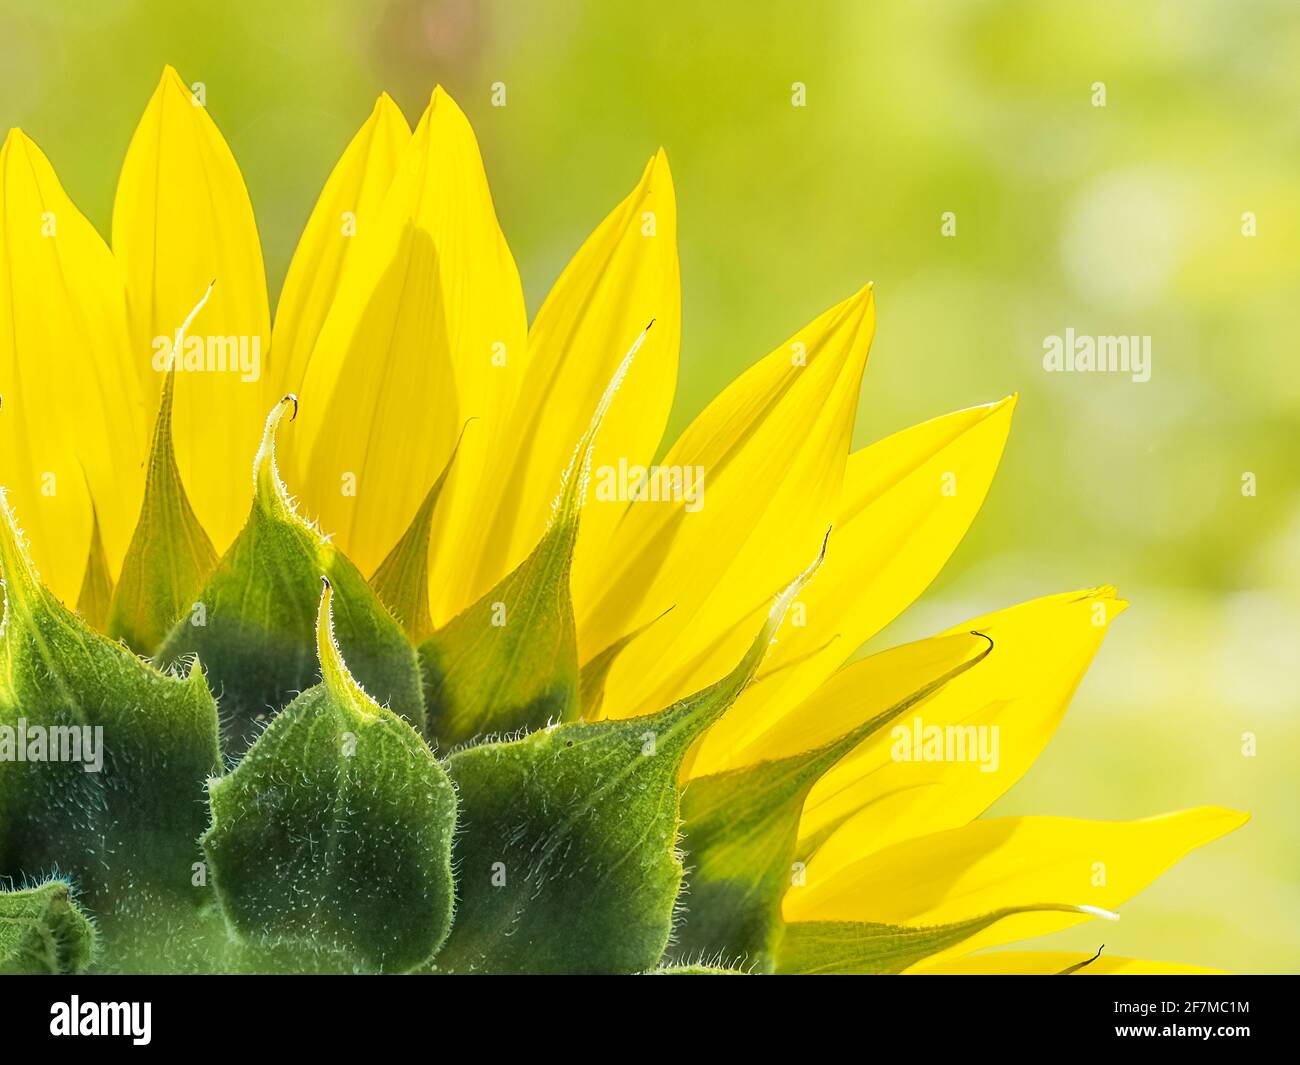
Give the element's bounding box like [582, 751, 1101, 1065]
[271, 93, 410, 397]
[784, 807, 1249, 965]
[913, 951, 1223, 975]
[691, 397, 1015, 772]
[584, 285, 875, 719]
[691, 631, 984, 778]
[465, 151, 680, 617]
[293, 87, 527, 584]
[112, 66, 271, 550]
[793, 586, 1128, 861]
[0, 129, 145, 602]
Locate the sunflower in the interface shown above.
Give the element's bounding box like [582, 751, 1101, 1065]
[0, 67, 1245, 975]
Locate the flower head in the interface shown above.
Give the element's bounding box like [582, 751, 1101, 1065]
[0, 69, 1245, 975]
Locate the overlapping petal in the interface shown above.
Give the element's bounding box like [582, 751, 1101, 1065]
[0, 70, 1251, 975]
[783, 808, 1249, 966]
[692, 630, 984, 778]
[112, 66, 271, 551]
[464, 151, 680, 619]
[690, 397, 1016, 772]
[272, 94, 410, 397]
[585, 285, 875, 720]
[292, 88, 527, 588]
[789, 587, 1128, 866]
[0, 129, 145, 603]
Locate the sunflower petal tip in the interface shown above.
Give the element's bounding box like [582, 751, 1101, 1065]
[1098, 584, 1130, 616]
[856, 283, 878, 323]
[1075, 584, 1129, 618]
[966, 393, 1019, 421]
[1218, 807, 1252, 830]
[160, 64, 189, 92]
[374, 91, 404, 123]
[854, 282, 878, 316]
[1155, 804, 1251, 836]
[636, 149, 676, 207]
[650, 146, 673, 178]
[1075, 904, 1122, 922]
[829, 283, 875, 322]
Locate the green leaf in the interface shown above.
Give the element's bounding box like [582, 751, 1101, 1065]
[775, 905, 1119, 975]
[673, 632, 992, 970]
[0, 879, 97, 974]
[201, 578, 457, 974]
[75, 499, 114, 630]
[107, 289, 218, 655]
[0, 491, 221, 910]
[369, 424, 466, 643]
[430, 540, 822, 974]
[418, 325, 651, 749]
[156, 395, 424, 754]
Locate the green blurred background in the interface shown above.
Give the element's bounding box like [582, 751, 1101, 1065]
[2, 0, 1295, 972]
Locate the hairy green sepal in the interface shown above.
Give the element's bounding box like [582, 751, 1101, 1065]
[201, 580, 456, 973]
[157, 397, 423, 753]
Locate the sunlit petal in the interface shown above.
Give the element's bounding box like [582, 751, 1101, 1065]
[588, 285, 874, 720]
[0, 129, 145, 601]
[272, 93, 410, 397]
[293, 88, 527, 586]
[692, 397, 1016, 770]
[112, 66, 270, 549]
[784, 808, 1249, 966]
[792, 587, 1128, 859]
[468, 150, 680, 617]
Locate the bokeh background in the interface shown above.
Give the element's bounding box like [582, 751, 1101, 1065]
[1, 0, 1295, 972]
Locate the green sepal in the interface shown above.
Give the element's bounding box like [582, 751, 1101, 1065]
[0, 492, 221, 909]
[0, 879, 97, 974]
[156, 396, 424, 754]
[646, 964, 747, 975]
[419, 524, 577, 749]
[201, 579, 457, 974]
[419, 327, 651, 749]
[673, 632, 992, 970]
[369, 424, 466, 642]
[775, 904, 1118, 975]
[430, 542, 822, 974]
[75, 500, 114, 630]
[107, 291, 218, 655]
